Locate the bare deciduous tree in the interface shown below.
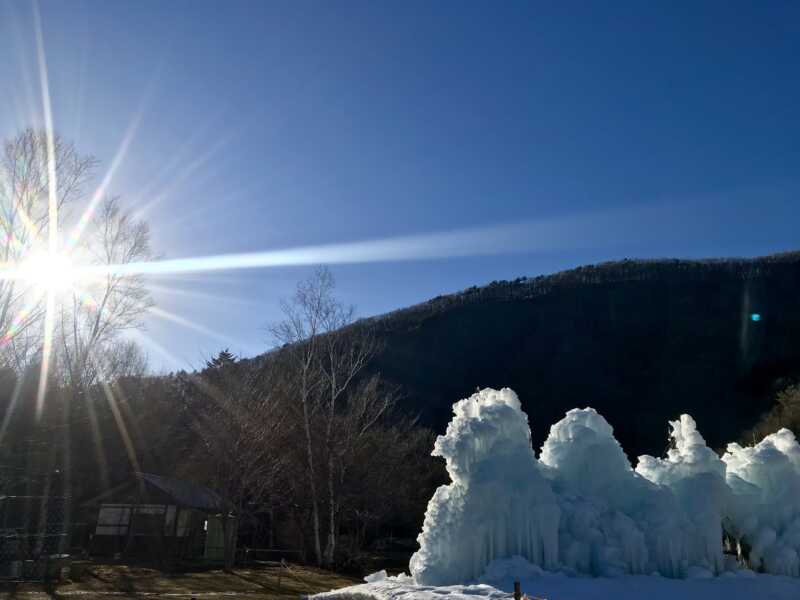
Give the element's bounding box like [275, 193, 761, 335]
[271, 270, 328, 566]
[57, 196, 154, 392]
[0, 129, 153, 388]
[272, 266, 379, 567]
[186, 352, 289, 570]
[0, 129, 96, 371]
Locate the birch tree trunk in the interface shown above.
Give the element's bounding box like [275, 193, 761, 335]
[302, 384, 323, 566]
[323, 451, 336, 565]
[272, 266, 376, 569]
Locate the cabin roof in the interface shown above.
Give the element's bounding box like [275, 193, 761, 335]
[82, 472, 228, 513]
[139, 473, 226, 512]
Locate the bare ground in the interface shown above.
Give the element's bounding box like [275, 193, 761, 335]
[0, 563, 360, 599]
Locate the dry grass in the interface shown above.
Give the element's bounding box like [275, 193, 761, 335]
[0, 562, 360, 599]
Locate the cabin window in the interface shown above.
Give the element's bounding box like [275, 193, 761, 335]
[95, 505, 131, 536]
[131, 505, 166, 536]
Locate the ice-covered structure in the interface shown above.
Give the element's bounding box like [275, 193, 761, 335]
[635, 414, 730, 575]
[409, 387, 800, 584]
[722, 429, 800, 576]
[541, 408, 708, 577]
[409, 388, 560, 585]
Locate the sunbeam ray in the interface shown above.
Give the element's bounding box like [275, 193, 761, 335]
[146, 282, 261, 308]
[67, 109, 144, 249]
[126, 329, 195, 372]
[11, 201, 46, 249]
[112, 383, 148, 462]
[0, 375, 25, 448]
[81, 381, 110, 493]
[59, 381, 73, 518]
[5, 2, 39, 133]
[32, 1, 58, 254]
[129, 111, 232, 211]
[147, 305, 242, 346]
[92, 221, 554, 277]
[99, 379, 142, 475]
[35, 289, 54, 420]
[0, 205, 673, 286]
[1, 290, 45, 346]
[130, 131, 235, 220]
[75, 203, 674, 281]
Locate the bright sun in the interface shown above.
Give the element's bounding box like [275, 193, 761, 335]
[19, 251, 77, 293]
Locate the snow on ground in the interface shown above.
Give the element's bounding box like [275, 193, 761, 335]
[313, 565, 800, 600]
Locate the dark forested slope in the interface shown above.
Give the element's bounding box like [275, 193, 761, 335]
[361, 252, 800, 458]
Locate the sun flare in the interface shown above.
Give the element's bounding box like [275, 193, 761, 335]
[18, 251, 77, 293]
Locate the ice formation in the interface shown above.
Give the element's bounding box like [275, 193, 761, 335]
[409, 388, 560, 585]
[723, 429, 800, 576]
[635, 414, 730, 575]
[410, 387, 800, 584]
[542, 408, 705, 577]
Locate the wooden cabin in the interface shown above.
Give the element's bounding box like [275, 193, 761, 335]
[80, 473, 235, 565]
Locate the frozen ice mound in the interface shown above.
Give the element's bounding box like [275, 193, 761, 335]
[409, 388, 560, 585]
[410, 387, 800, 584]
[723, 429, 800, 576]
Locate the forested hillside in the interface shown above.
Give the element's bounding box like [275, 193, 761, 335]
[361, 251, 800, 457]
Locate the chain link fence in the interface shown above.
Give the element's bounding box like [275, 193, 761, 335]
[0, 495, 69, 580]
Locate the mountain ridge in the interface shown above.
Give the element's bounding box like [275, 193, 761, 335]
[349, 250, 800, 457]
[365, 250, 800, 330]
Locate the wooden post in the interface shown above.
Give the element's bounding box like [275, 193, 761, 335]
[513, 581, 521, 600]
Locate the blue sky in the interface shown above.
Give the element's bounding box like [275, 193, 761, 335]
[1, 1, 798, 372]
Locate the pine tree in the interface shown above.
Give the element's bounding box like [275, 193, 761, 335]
[206, 349, 237, 371]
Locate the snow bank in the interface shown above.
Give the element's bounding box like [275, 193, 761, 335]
[409, 388, 560, 585]
[407, 387, 800, 584]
